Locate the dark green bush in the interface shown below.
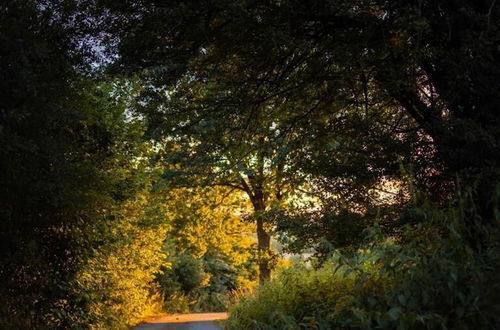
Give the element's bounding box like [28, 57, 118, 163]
[227, 189, 500, 329]
[157, 253, 243, 313]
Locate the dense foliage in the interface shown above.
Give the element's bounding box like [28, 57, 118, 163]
[0, 2, 168, 327]
[87, 0, 500, 279]
[156, 187, 257, 313]
[228, 189, 500, 329]
[1, 0, 499, 329]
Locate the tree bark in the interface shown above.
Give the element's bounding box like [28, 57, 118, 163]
[256, 211, 271, 284]
[237, 172, 272, 284]
[250, 182, 271, 284]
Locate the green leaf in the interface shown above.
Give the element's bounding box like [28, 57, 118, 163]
[388, 307, 401, 321]
[397, 294, 406, 306]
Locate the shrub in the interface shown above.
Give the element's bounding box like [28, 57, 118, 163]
[157, 252, 251, 313]
[74, 195, 169, 329]
[226, 262, 358, 329]
[226, 189, 500, 329]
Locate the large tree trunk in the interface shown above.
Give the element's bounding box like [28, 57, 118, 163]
[239, 171, 273, 284]
[252, 190, 272, 284]
[256, 212, 271, 284]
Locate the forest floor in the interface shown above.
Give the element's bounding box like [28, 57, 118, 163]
[132, 312, 228, 330]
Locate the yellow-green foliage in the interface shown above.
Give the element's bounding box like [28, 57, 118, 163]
[157, 186, 259, 312]
[75, 194, 169, 329]
[63, 81, 173, 329]
[163, 186, 254, 261]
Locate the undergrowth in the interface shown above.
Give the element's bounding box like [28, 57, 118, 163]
[226, 188, 500, 329]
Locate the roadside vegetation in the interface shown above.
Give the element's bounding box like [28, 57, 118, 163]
[1, 1, 499, 329]
[227, 190, 500, 329]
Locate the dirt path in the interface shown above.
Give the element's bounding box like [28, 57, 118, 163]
[132, 312, 228, 330]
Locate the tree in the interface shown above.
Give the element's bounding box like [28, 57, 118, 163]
[80, 0, 425, 279]
[96, 0, 499, 216]
[140, 71, 309, 282]
[0, 1, 93, 325]
[156, 186, 257, 311]
[0, 2, 169, 326]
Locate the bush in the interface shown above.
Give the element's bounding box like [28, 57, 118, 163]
[155, 186, 259, 313]
[157, 252, 250, 313]
[226, 262, 358, 329]
[226, 189, 500, 329]
[74, 195, 168, 329]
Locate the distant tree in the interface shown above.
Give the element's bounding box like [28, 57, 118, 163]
[156, 186, 257, 311]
